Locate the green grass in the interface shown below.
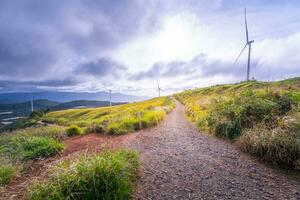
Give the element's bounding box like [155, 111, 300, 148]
[0, 127, 65, 161]
[176, 77, 300, 169]
[66, 125, 83, 136]
[0, 164, 16, 186]
[1, 136, 63, 160]
[44, 97, 175, 135]
[28, 150, 140, 200]
[8, 126, 67, 140]
[0, 126, 66, 187]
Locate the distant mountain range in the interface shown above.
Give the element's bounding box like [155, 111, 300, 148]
[0, 91, 147, 104]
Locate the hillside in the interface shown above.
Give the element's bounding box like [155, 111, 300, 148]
[175, 77, 300, 169]
[43, 97, 174, 134]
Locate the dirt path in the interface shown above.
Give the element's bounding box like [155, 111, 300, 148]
[131, 102, 300, 200]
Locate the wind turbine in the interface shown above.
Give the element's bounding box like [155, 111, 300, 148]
[156, 81, 162, 97]
[31, 95, 34, 112]
[234, 8, 254, 81]
[105, 86, 116, 108]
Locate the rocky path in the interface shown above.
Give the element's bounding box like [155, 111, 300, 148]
[132, 101, 300, 200]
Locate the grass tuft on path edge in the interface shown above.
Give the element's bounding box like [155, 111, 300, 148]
[28, 149, 140, 200]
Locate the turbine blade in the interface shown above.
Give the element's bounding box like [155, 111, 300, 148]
[234, 43, 248, 64]
[245, 8, 249, 42]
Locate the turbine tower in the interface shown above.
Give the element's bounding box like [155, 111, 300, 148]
[234, 8, 254, 81]
[157, 81, 161, 97]
[106, 88, 113, 108]
[31, 95, 34, 112]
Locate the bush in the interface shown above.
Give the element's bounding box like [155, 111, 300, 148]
[0, 136, 63, 160]
[66, 125, 82, 136]
[0, 164, 16, 186]
[28, 150, 140, 200]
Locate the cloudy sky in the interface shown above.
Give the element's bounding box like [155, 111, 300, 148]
[0, 0, 299, 96]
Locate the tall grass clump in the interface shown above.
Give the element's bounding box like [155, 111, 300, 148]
[28, 150, 140, 200]
[0, 162, 17, 187]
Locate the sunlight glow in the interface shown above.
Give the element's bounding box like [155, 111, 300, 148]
[153, 16, 196, 60]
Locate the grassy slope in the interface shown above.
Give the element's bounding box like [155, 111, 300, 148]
[175, 77, 300, 169]
[44, 97, 175, 135]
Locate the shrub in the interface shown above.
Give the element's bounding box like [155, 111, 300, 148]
[28, 150, 140, 200]
[66, 125, 82, 136]
[0, 164, 16, 186]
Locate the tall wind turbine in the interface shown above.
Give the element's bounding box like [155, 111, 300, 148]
[234, 8, 254, 81]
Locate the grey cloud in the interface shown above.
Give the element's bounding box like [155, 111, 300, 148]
[76, 58, 126, 78]
[0, 0, 163, 82]
[0, 77, 80, 92]
[130, 54, 246, 81]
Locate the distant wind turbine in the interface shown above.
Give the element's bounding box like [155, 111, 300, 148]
[156, 81, 162, 97]
[31, 95, 34, 112]
[234, 8, 254, 81]
[105, 86, 116, 108]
